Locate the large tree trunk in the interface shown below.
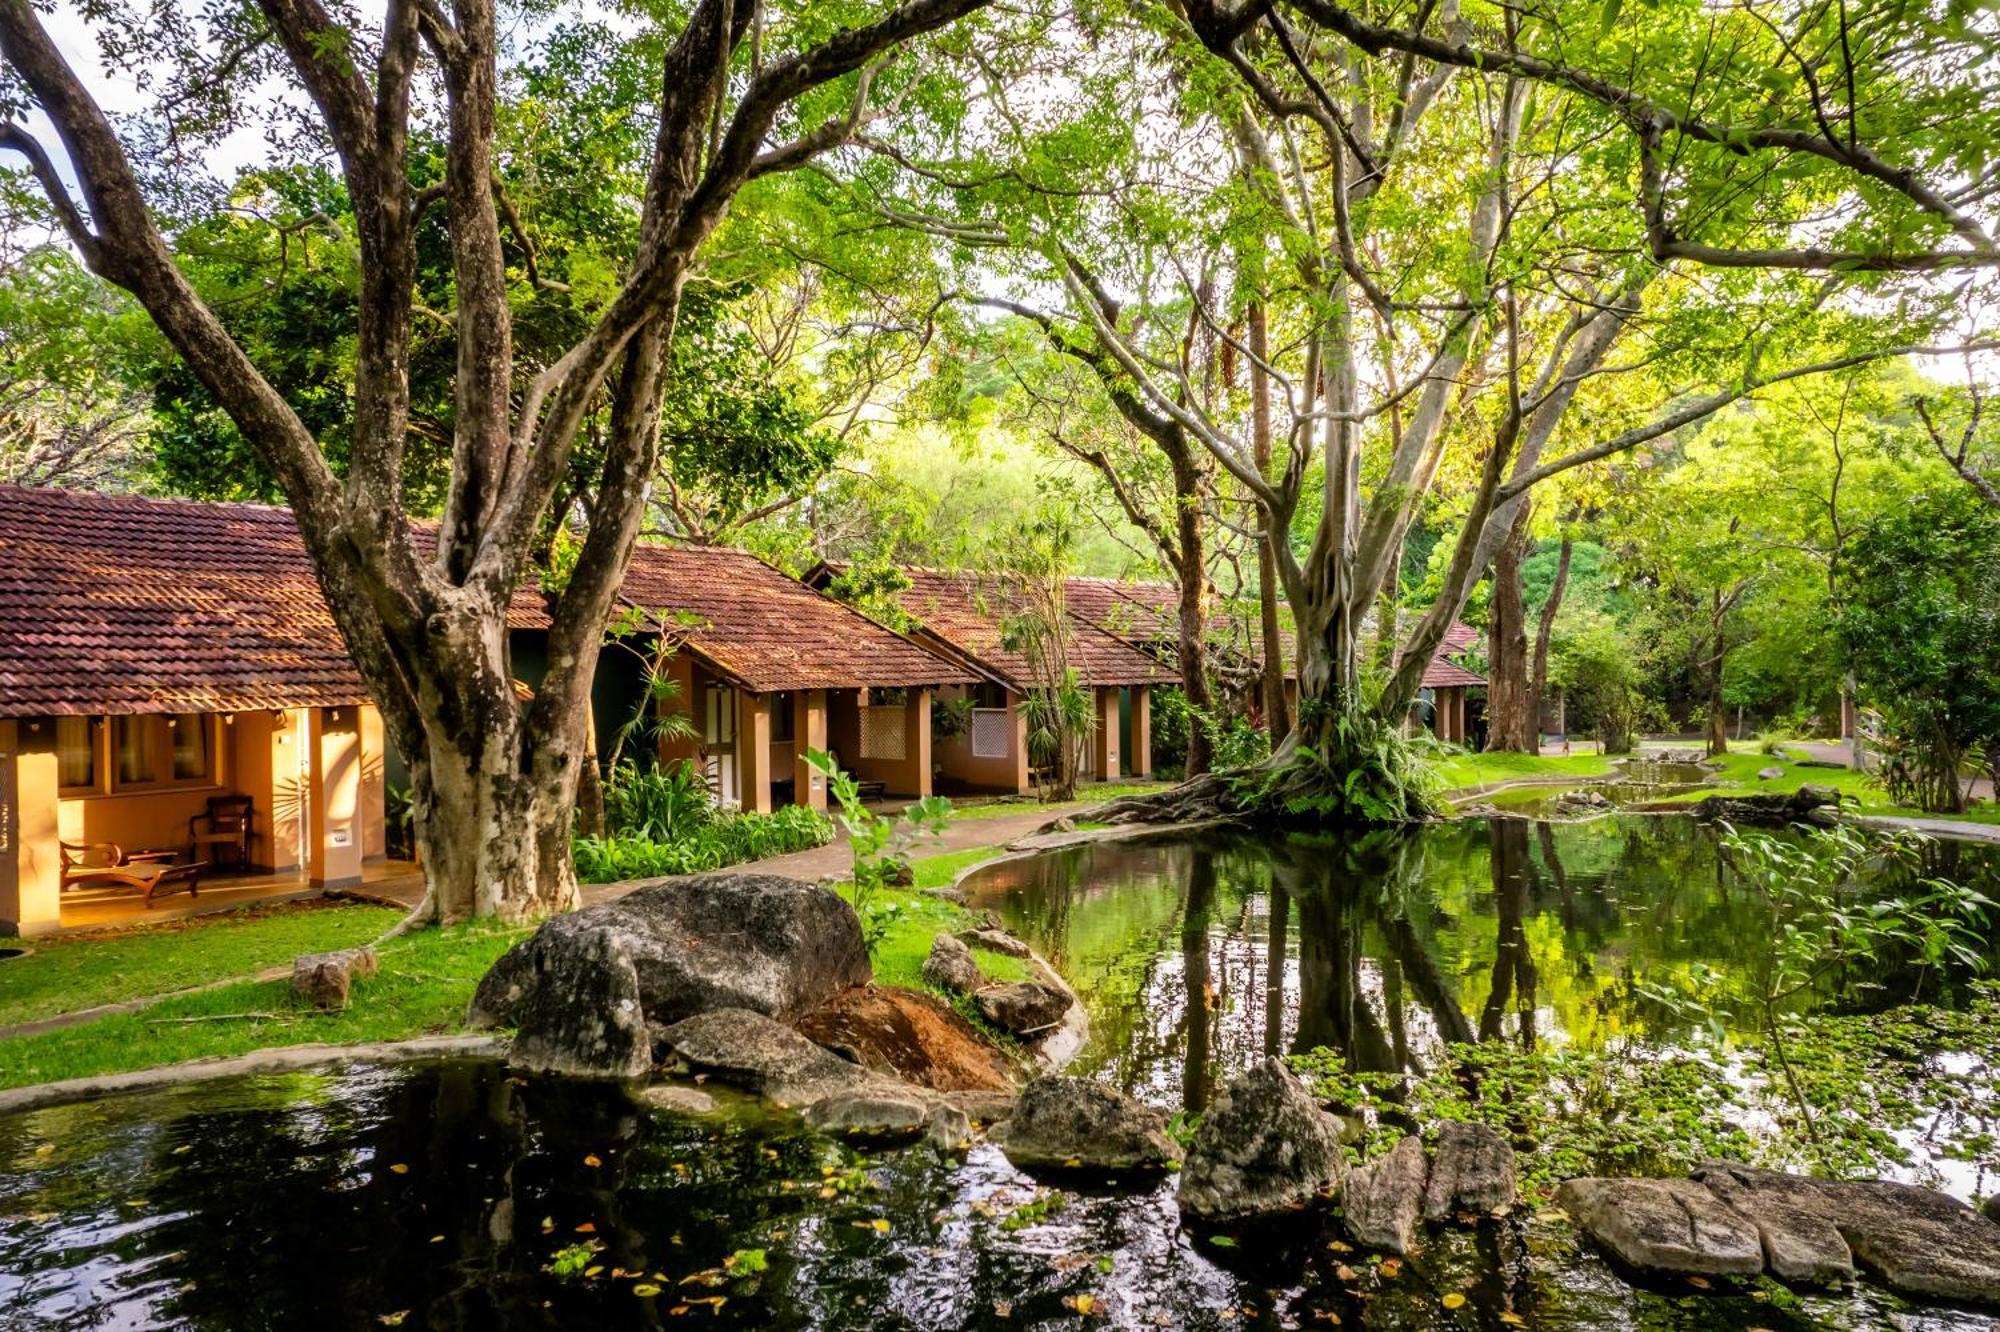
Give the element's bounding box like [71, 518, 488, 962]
[1526, 535, 1572, 749]
[1172, 450, 1215, 777]
[1484, 508, 1534, 751]
[1248, 300, 1290, 738]
[1705, 590, 1730, 758]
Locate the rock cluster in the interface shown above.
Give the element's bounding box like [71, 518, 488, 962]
[469, 873, 870, 1079]
[1561, 1161, 2000, 1305]
[1693, 785, 1841, 827]
[1173, 1061, 1518, 1253]
[918, 930, 1083, 1044]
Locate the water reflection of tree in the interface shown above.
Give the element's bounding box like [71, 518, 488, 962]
[1479, 820, 1539, 1047]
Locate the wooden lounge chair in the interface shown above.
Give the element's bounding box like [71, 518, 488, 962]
[60, 841, 207, 906]
[188, 795, 255, 871]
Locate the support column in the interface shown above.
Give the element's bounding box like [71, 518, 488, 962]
[793, 690, 828, 810]
[1008, 693, 1032, 793]
[309, 707, 363, 889]
[1093, 686, 1121, 779]
[359, 703, 386, 859]
[657, 656, 698, 768]
[737, 691, 772, 814]
[0, 719, 61, 936]
[1132, 686, 1152, 778]
[906, 687, 933, 798]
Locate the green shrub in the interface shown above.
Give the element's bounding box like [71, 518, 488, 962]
[602, 758, 714, 841]
[573, 805, 833, 884]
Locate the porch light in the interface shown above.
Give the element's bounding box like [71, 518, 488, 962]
[223, 713, 235, 725]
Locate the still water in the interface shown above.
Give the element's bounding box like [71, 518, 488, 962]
[3, 817, 1998, 1331]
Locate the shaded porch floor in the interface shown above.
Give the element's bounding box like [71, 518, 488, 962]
[58, 859, 424, 934]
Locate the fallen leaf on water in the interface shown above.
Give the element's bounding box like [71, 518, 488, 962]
[429, 1235, 444, 1244]
[669, 1306, 689, 1316]
[1208, 1235, 1237, 1247]
[1063, 1293, 1097, 1315]
[1498, 1314, 1526, 1326]
[632, 1283, 661, 1296]
[123, 1200, 147, 1208]
[1326, 1240, 1352, 1253]
[1441, 1293, 1467, 1310]
[171, 1145, 191, 1155]
[585, 1266, 604, 1279]
[583, 1154, 602, 1168]
[1312, 1313, 1341, 1324]
[1334, 1265, 1357, 1282]
[540, 1217, 554, 1233]
[992, 1300, 1013, 1317]
[1686, 1276, 1711, 1290]
[377, 1314, 408, 1327]
[574, 1222, 596, 1234]
[1379, 1258, 1402, 1278]
[33, 1144, 54, 1157]
[388, 1164, 408, 1175]
[818, 1186, 837, 1198]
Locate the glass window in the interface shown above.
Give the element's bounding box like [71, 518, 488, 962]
[170, 714, 209, 781]
[115, 715, 157, 785]
[770, 693, 796, 743]
[56, 716, 95, 790]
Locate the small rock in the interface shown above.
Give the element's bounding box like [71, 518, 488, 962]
[992, 1076, 1182, 1173]
[804, 1092, 930, 1139]
[925, 1103, 973, 1151]
[1557, 1176, 1764, 1277]
[921, 934, 985, 995]
[658, 1008, 898, 1107]
[1051, 816, 1077, 833]
[639, 1084, 718, 1116]
[1344, 1135, 1428, 1255]
[882, 858, 916, 887]
[974, 982, 1072, 1035]
[1757, 766, 1785, 780]
[941, 1089, 1018, 1124]
[1179, 1059, 1348, 1223]
[1984, 1193, 2000, 1226]
[291, 947, 376, 1010]
[1695, 786, 1841, 828]
[961, 928, 1033, 959]
[1423, 1121, 1516, 1220]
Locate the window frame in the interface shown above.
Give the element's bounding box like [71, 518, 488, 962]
[57, 713, 223, 798]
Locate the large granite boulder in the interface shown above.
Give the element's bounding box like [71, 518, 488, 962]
[1344, 1135, 1428, 1255]
[1557, 1176, 1764, 1277]
[991, 1076, 1183, 1173]
[1423, 1121, 1517, 1220]
[794, 985, 1019, 1092]
[1179, 1059, 1348, 1223]
[468, 873, 870, 1078]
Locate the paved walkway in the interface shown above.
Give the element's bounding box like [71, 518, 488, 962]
[1793, 738, 1996, 804]
[675, 806, 1061, 887]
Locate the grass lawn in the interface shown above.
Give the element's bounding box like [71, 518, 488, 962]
[0, 901, 406, 1029]
[0, 840, 1031, 1093]
[944, 780, 1163, 822]
[1646, 750, 2000, 825]
[0, 919, 528, 1091]
[1434, 750, 1615, 791]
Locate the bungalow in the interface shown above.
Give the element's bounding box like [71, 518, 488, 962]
[509, 543, 977, 812]
[0, 487, 398, 936]
[809, 565, 1171, 794]
[1061, 574, 1488, 743]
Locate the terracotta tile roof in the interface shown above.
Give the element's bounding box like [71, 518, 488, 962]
[0, 486, 371, 717]
[889, 568, 1170, 690]
[1062, 575, 1485, 689]
[616, 545, 974, 694]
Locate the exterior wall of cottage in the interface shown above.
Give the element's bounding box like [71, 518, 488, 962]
[932, 682, 1030, 794]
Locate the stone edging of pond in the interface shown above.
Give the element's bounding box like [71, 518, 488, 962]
[0, 1034, 509, 1117]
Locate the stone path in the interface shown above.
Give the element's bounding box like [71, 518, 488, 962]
[725, 806, 1056, 886]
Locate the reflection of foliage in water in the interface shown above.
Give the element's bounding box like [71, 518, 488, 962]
[1291, 982, 2000, 1202]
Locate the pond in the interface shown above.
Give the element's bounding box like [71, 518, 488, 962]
[4, 817, 1999, 1331]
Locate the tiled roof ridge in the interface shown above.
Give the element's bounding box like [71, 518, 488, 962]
[0, 482, 300, 520]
